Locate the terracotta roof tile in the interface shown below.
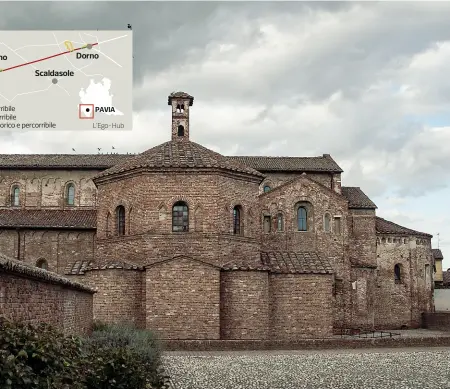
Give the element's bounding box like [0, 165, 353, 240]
[376, 217, 432, 238]
[341, 187, 377, 209]
[168, 91, 194, 106]
[93, 141, 265, 180]
[0, 252, 95, 293]
[229, 154, 343, 173]
[443, 270, 450, 285]
[0, 209, 96, 229]
[0, 154, 130, 169]
[65, 259, 143, 275]
[0, 152, 343, 175]
[261, 252, 334, 274]
[432, 248, 444, 260]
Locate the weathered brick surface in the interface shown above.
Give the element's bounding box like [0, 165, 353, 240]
[0, 229, 95, 274]
[220, 271, 269, 340]
[0, 169, 99, 208]
[146, 257, 220, 340]
[0, 264, 93, 336]
[375, 236, 434, 329]
[269, 274, 334, 339]
[70, 269, 144, 327]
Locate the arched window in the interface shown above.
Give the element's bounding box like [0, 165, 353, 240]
[297, 207, 307, 231]
[11, 185, 20, 206]
[172, 201, 189, 232]
[177, 125, 185, 136]
[277, 213, 284, 231]
[263, 185, 271, 193]
[116, 205, 126, 236]
[66, 183, 75, 206]
[394, 264, 401, 283]
[233, 205, 243, 235]
[324, 213, 331, 232]
[36, 259, 48, 270]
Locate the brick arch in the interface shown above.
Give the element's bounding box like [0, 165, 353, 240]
[167, 196, 192, 210]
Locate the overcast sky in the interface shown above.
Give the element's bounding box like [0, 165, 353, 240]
[0, 2, 449, 268]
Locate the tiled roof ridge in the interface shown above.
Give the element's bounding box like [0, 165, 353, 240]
[0, 209, 97, 229]
[229, 154, 343, 173]
[432, 248, 444, 259]
[0, 252, 95, 293]
[66, 259, 144, 275]
[93, 140, 265, 180]
[260, 251, 334, 274]
[341, 186, 377, 209]
[375, 216, 432, 238]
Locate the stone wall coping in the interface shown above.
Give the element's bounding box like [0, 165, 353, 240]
[0, 253, 96, 293]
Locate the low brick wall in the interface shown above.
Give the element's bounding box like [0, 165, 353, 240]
[162, 336, 450, 351]
[0, 253, 95, 336]
[422, 312, 450, 331]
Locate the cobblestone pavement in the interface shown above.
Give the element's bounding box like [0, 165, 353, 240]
[163, 347, 450, 389]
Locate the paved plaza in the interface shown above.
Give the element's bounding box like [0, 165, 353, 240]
[163, 347, 450, 389]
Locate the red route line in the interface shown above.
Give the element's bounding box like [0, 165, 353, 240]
[0, 42, 99, 73]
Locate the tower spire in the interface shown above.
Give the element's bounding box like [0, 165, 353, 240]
[168, 91, 194, 141]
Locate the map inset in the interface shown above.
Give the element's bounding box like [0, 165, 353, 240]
[0, 30, 133, 131]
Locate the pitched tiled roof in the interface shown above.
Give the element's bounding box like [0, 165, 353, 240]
[432, 249, 444, 260]
[341, 187, 377, 209]
[0, 154, 130, 169]
[261, 252, 334, 274]
[229, 154, 343, 173]
[0, 151, 343, 175]
[168, 91, 194, 106]
[375, 217, 432, 238]
[94, 141, 265, 180]
[443, 270, 450, 285]
[0, 209, 96, 229]
[0, 252, 95, 293]
[65, 259, 143, 275]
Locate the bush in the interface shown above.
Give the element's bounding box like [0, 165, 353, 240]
[0, 318, 85, 389]
[0, 319, 170, 389]
[86, 323, 169, 389]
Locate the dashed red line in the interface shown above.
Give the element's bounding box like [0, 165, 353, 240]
[0, 42, 99, 73]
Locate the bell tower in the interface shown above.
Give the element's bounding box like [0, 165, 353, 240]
[168, 91, 194, 141]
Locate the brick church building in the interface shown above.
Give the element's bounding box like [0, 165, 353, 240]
[0, 92, 436, 340]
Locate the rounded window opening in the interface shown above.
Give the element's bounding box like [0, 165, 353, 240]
[66, 183, 75, 206]
[11, 185, 20, 207]
[233, 205, 243, 235]
[116, 205, 126, 236]
[173, 201, 189, 232]
[177, 125, 185, 136]
[36, 259, 48, 270]
[263, 185, 271, 193]
[394, 263, 402, 283]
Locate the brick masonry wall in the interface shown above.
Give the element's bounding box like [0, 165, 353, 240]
[0, 169, 100, 208]
[269, 274, 334, 339]
[0, 266, 93, 336]
[375, 235, 434, 329]
[146, 257, 220, 340]
[70, 269, 144, 328]
[220, 271, 269, 340]
[259, 172, 340, 194]
[0, 229, 95, 275]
